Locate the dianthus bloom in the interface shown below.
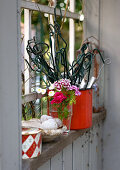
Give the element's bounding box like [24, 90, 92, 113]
[68, 85, 78, 91]
[75, 90, 81, 96]
[54, 79, 71, 90]
[51, 92, 67, 104]
[53, 79, 81, 96]
[68, 85, 81, 96]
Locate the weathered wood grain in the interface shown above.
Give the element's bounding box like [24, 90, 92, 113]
[96, 123, 103, 170]
[22, 93, 45, 104]
[83, 132, 89, 170]
[89, 125, 98, 170]
[37, 160, 50, 170]
[63, 144, 72, 170]
[51, 152, 63, 170]
[21, 0, 80, 20]
[73, 136, 83, 170]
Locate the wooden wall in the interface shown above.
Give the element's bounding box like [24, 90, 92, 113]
[84, 0, 104, 111]
[38, 122, 103, 170]
[0, 0, 21, 170]
[100, 0, 120, 170]
[84, 0, 120, 169]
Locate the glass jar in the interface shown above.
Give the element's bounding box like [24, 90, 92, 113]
[49, 102, 73, 133]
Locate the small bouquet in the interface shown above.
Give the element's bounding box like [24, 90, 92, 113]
[48, 79, 81, 120]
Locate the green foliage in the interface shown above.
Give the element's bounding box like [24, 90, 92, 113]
[49, 87, 76, 120]
[38, 0, 48, 5]
[68, 91, 76, 105]
[75, 0, 83, 13]
[21, 9, 24, 23]
[63, 106, 69, 119]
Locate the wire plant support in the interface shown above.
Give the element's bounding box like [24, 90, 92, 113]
[25, 6, 107, 90]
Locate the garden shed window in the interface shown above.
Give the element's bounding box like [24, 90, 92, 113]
[21, 0, 84, 119]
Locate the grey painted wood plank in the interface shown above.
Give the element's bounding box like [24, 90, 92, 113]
[22, 93, 44, 104]
[88, 128, 93, 170]
[51, 152, 63, 170]
[0, 0, 21, 169]
[0, 112, 2, 170]
[97, 123, 103, 170]
[94, 125, 99, 170]
[22, 93, 37, 104]
[63, 144, 72, 170]
[0, 158, 1, 170]
[73, 135, 84, 170]
[85, 0, 99, 39]
[89, 126, 99, 170]
[99, 65, 105, 108]
[37, 160, 50, 170]
[84, 0, 105, 110]
[21, 0, 80, 20]
[84, 0, 100, 111]
[82, 133, 89, 170]
[100, 0, 120, 169]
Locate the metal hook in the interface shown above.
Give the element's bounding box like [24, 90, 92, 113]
[96, 58, 111, 81]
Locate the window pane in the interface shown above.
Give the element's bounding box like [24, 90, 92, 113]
[75, 0, 83, 13]
[75, 19, 83, 58]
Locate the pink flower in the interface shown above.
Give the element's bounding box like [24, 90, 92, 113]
[51, 92, 67, 104]
[68, 85, 81, 96]
[68, 85, 78, 91]
[75, 90, 81, 96]
[54, 79, 71, 90]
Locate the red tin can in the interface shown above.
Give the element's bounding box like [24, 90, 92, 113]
[70, 89, 92, 130]
[22, 128, 42, 159]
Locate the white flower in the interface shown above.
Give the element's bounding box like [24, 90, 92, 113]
[48, 91, 55, 96]
[36, 88, 46, 94]
[31, 88, 34, 92]
[41, 88, 46, 95]
[49, 84, 55, 90]
[80, 14, 84, 21]
[36, 87, 41, 93]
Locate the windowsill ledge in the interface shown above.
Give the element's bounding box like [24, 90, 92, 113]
[22, 110, 106, 170]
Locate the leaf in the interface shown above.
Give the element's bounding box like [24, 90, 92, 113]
[25, 106, 28, 113]
[63, 106, 69, 118]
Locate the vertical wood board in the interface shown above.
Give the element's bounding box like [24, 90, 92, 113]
[0, 0, 21, 169]
[89, 126, 99, 170]
[0, 158, 1, 170]
[51, 151, 63, 170]
[37, 160, 50, 170]
[82, 133, 89, 170]
[73, 135, 84, 170]
[84, 0, 105, 109]
[63, 144, 72, 170]
[84, 0, 99, 39]
[97, 123, 103, 170]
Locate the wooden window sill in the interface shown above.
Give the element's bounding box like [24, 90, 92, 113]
[22, 111, 106, 170]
